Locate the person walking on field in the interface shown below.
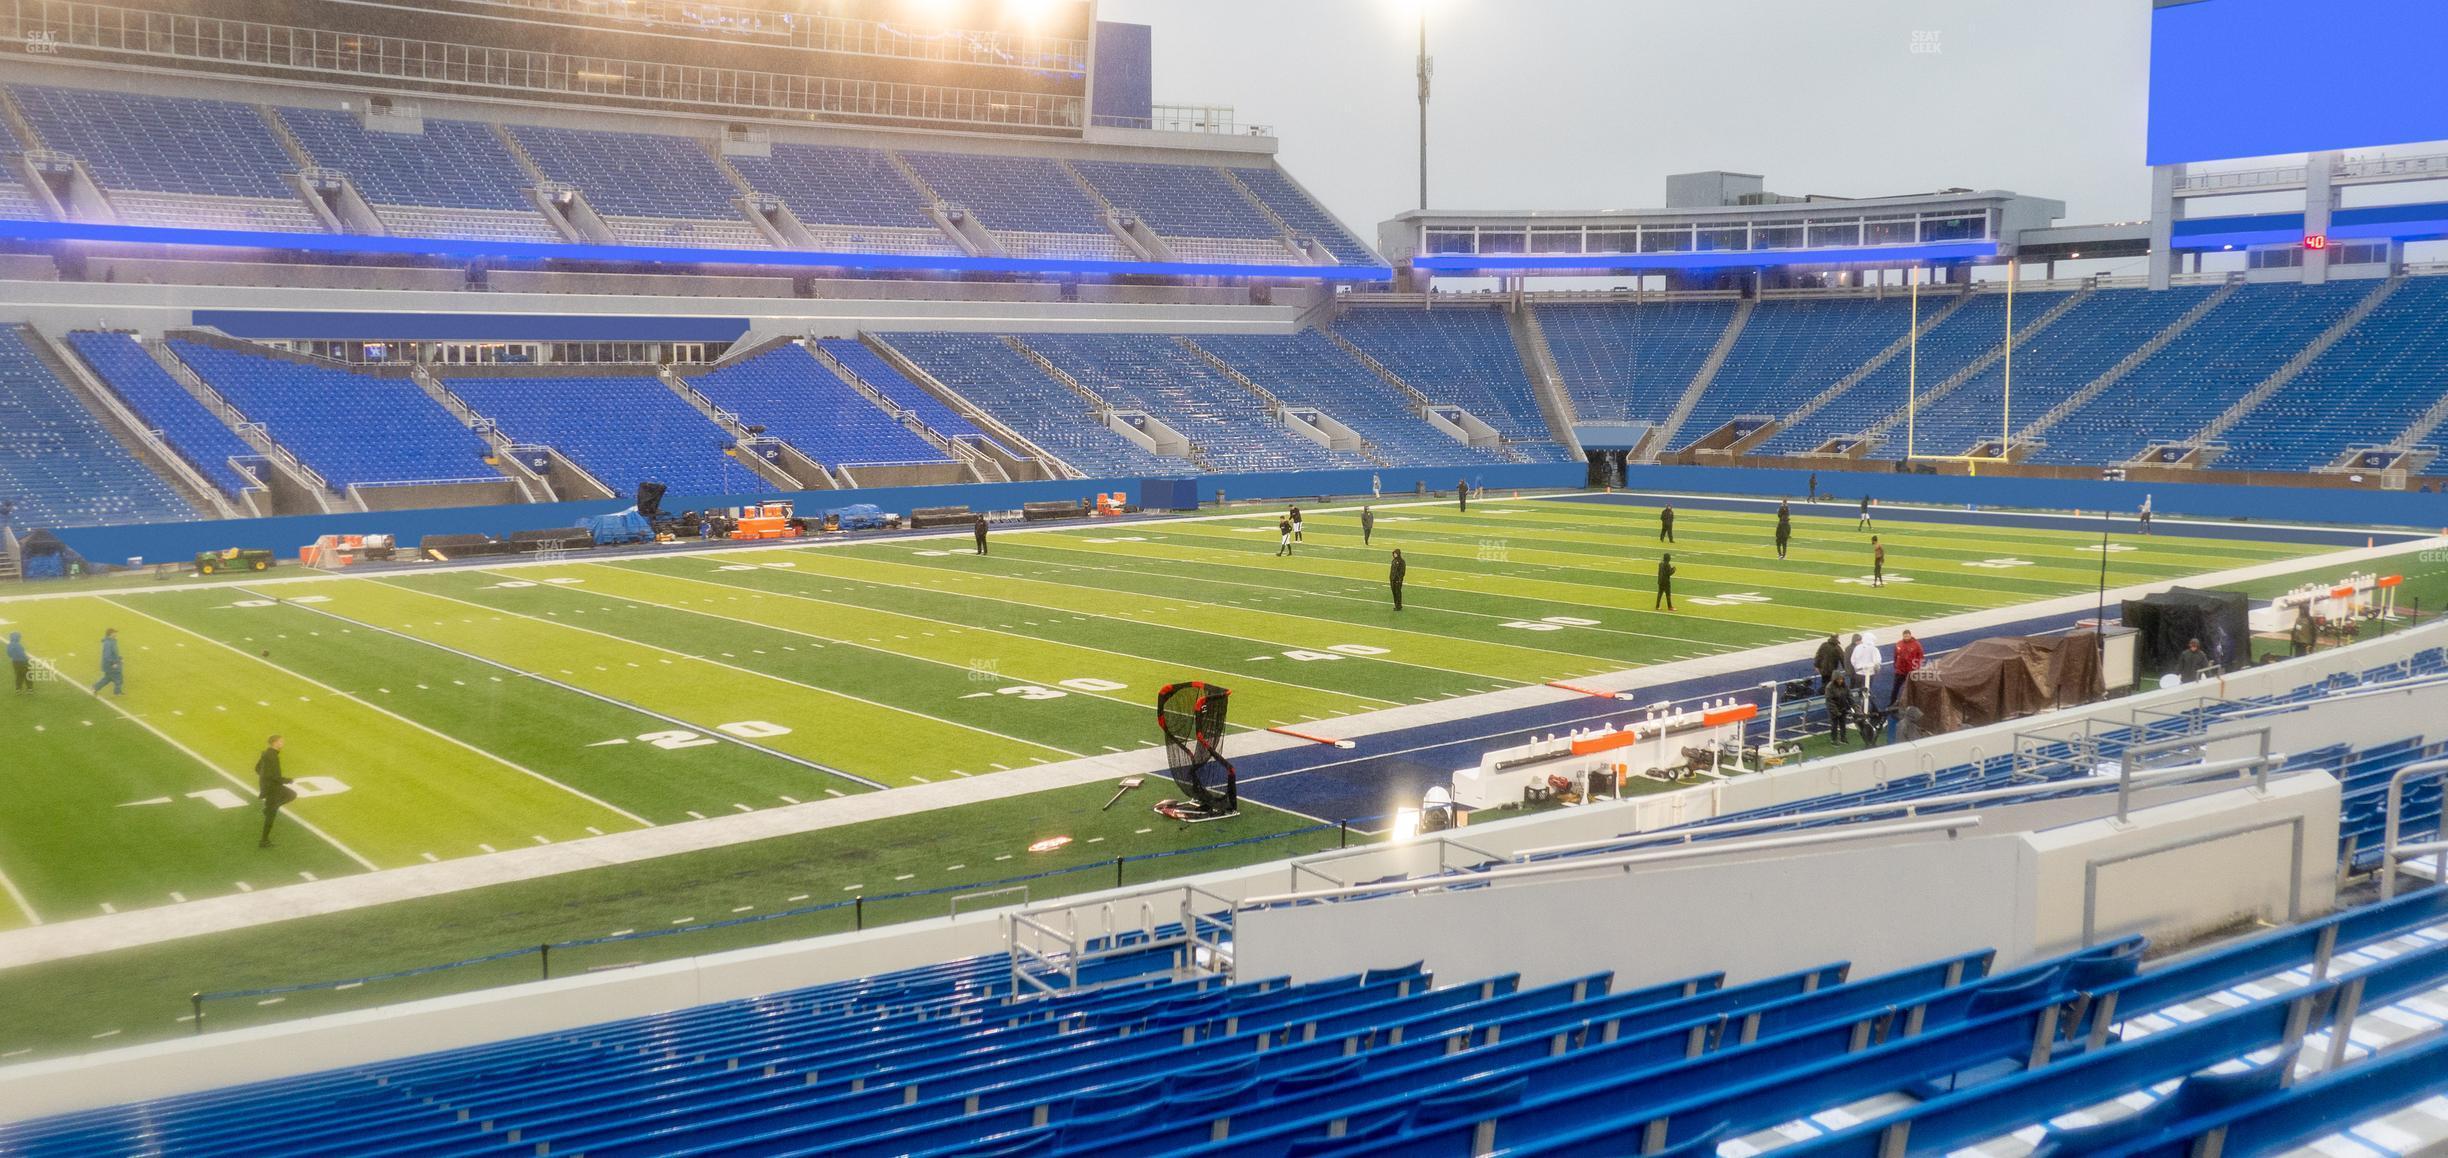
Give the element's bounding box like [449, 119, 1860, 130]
[1890, 629, 1924, 705]
[1774, 501, 1792, 560]
[1276, 515, 1294, 557]
[1289, 504, 1304, 543]
[2139, 494, 2154, 536]
[1871, 536, 1887, 586]
[1372, 473, 1382, 500]
[1361, 504, 1376, 546]
[89, 627, 124, 696]
[1389, 549, 1407, 611]
[1659, 505, 1675, 543]
[972, 514, 989, 555]
[1457, 477, 1470, 513]
[256, 734, 297, 849]
[7, 631, 30, 693]
[1807, 473, 1818, 503]
[1654, 553, 1676, 611]
[1858, 495, 1874, 531]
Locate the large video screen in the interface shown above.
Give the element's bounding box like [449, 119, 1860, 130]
[2149, 0, 2448, 165]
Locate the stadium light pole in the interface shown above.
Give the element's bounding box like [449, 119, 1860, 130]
[1416, 5, 1431, 210]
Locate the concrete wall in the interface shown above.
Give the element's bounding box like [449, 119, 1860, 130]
[1238, 835, 2037, 992]
[42, 464, 1587, 565]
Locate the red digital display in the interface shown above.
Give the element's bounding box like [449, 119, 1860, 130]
[2303, 234, 2330, 250]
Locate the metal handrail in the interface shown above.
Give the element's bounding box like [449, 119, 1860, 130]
[1239, 817, 1983, 910]
[1511, 754, 2284, 862]
[2381, 758, 2448, 899]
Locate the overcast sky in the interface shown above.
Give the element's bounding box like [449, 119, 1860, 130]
[1099, 0, 2162, 240]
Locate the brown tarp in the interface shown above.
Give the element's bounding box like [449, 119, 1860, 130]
[1898, 631, 2105, 736]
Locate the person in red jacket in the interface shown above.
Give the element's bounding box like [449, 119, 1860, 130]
[1889, 629, 1925, 705]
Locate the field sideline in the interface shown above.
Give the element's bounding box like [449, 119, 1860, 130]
[3, 490, 2441, 1060]
[0, 494, 2344, 936]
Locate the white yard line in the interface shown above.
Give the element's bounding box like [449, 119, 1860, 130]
[29, 658, 377, 872]
[105, 598, 654, 830]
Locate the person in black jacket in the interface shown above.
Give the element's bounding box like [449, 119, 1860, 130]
[1825, 680, 1854, 745]
[1457, 477, 1470, 513]
[2176, 638, 2214, 682]
[1774, 502, 1792, 560]
[1814, 634, 1847, 694]
[1654, 553, 1676, 611]
[972, 515, 989, 555]
[1659, 505, 1675, 542]
[1361, 504, 1376, 546]
[257, 735, 296, 849]
[1389, 549, 1407, 610]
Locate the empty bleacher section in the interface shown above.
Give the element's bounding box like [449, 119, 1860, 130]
[167, 340, 492, 491]
[1072, 160, 1291, 264]
[2030, 280, 2374, 466]
[723, 142, 958, 255]
[0, 116, 44, 221]
[21, 878, 2448, 1155]
[1020, 333, 1370, 472]
[274, 108, 556, 243]
[64, 332, 261, 498]
[1669, 296, 1918, 451]
[815, 339, 992, 446]
[8, 85, 320, 233]
[1194, 330, 1498, 465]
[0, 327, 197, 530]
[1870, 284, 2214, 460]
[0, 81, 1387, 273]
[1535, 299, 1740, 425]
[883, 333, 1195, 476]
[1761, 290, 2039, 455]
[504, 124, 768, 249]
[1332, 307, 1574, 460]
[442, 372, 743, 496]
[1228, 165, 1381, 266]
[2219, 276, 2448, 471]
[683, 344, 949, 470]
[896, 151, 1132, 261]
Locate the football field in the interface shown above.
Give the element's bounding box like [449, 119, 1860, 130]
[0, 495, 2348, 935]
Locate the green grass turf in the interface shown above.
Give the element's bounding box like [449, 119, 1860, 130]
[0, 500, 2344, 934]
[0, 783, 1337, 1060]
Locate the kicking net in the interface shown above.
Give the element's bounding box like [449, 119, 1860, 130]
[1154, 682, 1238, 822]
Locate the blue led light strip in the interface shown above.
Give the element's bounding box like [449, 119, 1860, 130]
[0, 218, 1396, 282]
[1413, 239, 2000, 272]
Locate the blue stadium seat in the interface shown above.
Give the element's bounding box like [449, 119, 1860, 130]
[65, 331, 262, 497]
[1669, 297, 1916, 451]
[2218, 277, 2448, 471]
[168, 341, 493, 490]
[1331, 307, 1570, 460]
[1873, 285, 2214, 460]
[1019, 333, 1371, 472]
[1227, 167, 1383, 267]
[1193, 331, 1500, 466]
[683, 345, 950, 469]
[2031, 281, 2372, 466]
[276, 107, 556, 243]
[10, 84, 320, 233]
[1761, 292, 2045, 455]
[897, 152, 1129, 261]
[0, 326, 197, 530]
[726, 143, 957, 255]
[882, 333, 1196, 477]
[1535, 300, 1739, 425]
[442, 372, 744, 496]
[507, 124, 768, 249]
[816, 340, 998, 449]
